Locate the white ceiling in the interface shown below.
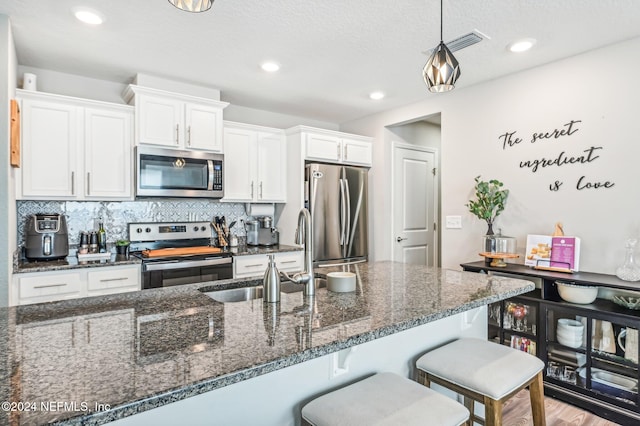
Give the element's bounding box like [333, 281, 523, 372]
[2, 0, 640, 124]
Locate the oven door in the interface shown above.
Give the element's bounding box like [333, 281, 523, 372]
[136, 146, 223, 198]
[142, 257, 233, 289]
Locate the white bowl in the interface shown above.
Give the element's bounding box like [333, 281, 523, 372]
[557, 334, 583, 348]
[327, 272, 356, 293]
[557, 318, 584, 331]
[557, 329, 583, 342]
[557, 282, 598, 304]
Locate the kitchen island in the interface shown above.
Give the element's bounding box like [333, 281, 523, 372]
[0, 261, 534, 425]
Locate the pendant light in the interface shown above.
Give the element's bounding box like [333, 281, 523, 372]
[423, 0, 461, 92]
[168, 0, 213, 13]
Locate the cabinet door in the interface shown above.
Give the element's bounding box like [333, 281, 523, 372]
[275, 251, 303, 272]
[342, 138, 372, 166]
[305, 133, 341, 162]
[185, 103, 223, 152]
[256, 132, 286, 202]
[20, 99, 79, 198]
[222, 127, 255, 202]
[84, 107, 133, 199]
[234, 254, 269, 278]
[136, 94, 183, 147]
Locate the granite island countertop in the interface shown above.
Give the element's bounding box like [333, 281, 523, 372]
[0, 261, 534, 425]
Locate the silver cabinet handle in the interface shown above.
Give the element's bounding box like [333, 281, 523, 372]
[176, 124, 180, 144]
[251, 181, 254, 198]
[71, 171, 75, 195]
[259, 181, 263, 199]
[344, 145, 348, 160]
[397, 236, 407, 242]
[33, 282, 67, 289]
[337, 144, 341, 160]
[86, 172, 91, 195]
[187, 125, 191, 146]
[99, 277, 127, 282]
[245, 263, 264, 268]
[280, 260, 297, 264]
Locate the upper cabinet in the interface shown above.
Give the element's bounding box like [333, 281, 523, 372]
[17, 90, 134, 201]
[222, 121, 286, 203]
[300, 127, 372, 166]
[123, 85, 228, 152]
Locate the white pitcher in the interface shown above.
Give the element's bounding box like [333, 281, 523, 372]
[618, 328, 639, 363]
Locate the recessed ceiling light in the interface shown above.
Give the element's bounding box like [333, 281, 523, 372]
[261, 62, 280, 72]
[73, 8, 104, 25]
[369, 91, 385, 100]
[507, 38, 536, 53]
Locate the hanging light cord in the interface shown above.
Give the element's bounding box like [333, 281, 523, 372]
[439, 0, 443, 42]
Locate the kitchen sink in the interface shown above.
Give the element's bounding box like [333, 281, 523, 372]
[202, 278, 326, 303]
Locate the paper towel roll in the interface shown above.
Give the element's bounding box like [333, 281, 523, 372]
[245, 203, 275, 217]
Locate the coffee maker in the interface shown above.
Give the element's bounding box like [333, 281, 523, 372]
[25, 214, 69, 260]
[258, 216, 279, 246]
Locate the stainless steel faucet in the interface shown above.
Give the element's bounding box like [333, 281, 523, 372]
[280, 208, 315, 298]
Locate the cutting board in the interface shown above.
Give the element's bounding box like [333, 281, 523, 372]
[142, 246, 222, 258]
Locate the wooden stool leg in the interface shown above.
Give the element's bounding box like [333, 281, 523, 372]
[463, 396, 475, 426]
[484, 397, 502, 426]
[529, 372, 546, 426]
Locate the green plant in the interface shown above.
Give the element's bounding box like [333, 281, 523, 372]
[466, 176, 509, 235]
[116, 239, 130, 246]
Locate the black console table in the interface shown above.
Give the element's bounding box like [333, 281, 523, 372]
[461, 261, 640, 424]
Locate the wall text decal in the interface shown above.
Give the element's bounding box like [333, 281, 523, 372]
[497, 119, 615, 191]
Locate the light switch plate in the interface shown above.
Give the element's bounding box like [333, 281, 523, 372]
[445, 215, 462, 229]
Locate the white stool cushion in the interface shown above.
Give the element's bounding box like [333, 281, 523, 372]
[301, 372, 469, 426]
[416, 338, 544, 400]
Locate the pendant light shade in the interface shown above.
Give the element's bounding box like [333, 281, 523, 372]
[423, 0, 461, 92]
[423, 41, 461, 92]
[168, 0, 213, 13]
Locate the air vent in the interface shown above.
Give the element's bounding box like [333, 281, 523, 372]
[422, 30, 486, 55]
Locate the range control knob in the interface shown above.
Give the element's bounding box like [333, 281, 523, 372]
[193, 226, 199, 232]
[136, 228, 143, 234]
[201, 226, 207, 231]
[145, 227, 151, 233]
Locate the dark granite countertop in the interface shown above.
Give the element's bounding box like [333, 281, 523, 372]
[13, 245, 302, 274]
[0, 261, 534, 425]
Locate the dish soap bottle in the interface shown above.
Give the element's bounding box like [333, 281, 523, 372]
[98, 222, 107, 253]
[263, 255, 281, 303]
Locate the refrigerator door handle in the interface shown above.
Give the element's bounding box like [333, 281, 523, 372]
[344, 178, 351, 252]
[339, 179, 346, 246]
[346, 176, 365, 257]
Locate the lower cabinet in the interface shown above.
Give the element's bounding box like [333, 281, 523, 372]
[462, 261, 640, 424]
[12, 264, 141, 306]
[234, 251, 303, 279]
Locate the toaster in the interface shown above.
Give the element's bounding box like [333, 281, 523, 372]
[24, 214, 69, 260]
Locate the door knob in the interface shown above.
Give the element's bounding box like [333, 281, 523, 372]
[396, 236, 407, 242]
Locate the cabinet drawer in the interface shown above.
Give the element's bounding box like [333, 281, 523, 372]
[87, 266, 140, 294]
[18, 272, 82, 303]
[275, 252, 303, 272]
[234, 255, 269, 278]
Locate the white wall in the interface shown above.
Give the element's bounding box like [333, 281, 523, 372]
[1, 15, 17, 307]
[341, 37, 640, 275]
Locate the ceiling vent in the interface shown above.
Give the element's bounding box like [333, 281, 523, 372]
[423, 30, 487, 55]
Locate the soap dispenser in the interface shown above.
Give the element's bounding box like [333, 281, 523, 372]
[263, 254, 281, 303]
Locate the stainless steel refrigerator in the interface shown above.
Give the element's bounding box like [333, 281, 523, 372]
[305, 163, 368, 266]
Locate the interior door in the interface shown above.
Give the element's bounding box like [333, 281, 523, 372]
[392, 146, 437, 266]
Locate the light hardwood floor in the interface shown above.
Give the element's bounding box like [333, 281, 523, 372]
[502, 389, 621, 425]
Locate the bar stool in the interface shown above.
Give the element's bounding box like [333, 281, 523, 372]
[415, 338, 546, 426]
[301, 372, 470, 426]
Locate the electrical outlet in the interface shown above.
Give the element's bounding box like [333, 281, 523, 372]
[445, 215, 462, 229]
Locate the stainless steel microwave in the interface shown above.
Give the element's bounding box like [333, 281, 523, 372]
[135, 146, 224, 198]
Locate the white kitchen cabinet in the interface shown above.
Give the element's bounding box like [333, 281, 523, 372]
[234, 251, 303, 278]
[301, 128, 372, 166]
[123, 85, 228, 152]
[17, 89, 133, 200]
[222, 122, 286, 203]
[12, 264, 141, 306]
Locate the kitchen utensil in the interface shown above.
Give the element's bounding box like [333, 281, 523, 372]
[142, 246, 222, 258]
[556, 282, 598, 304]
[578, 367, 637, 400]
[618, 328, 639, 363]
[24, 213, 69, 260]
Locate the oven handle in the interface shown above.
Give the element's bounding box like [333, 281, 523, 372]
[144, 257, 232, 272]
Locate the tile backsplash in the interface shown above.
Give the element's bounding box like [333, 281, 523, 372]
[17, 200, 249, 246]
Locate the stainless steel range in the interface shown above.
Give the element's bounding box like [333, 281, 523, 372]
[129, 221, 233, 289]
